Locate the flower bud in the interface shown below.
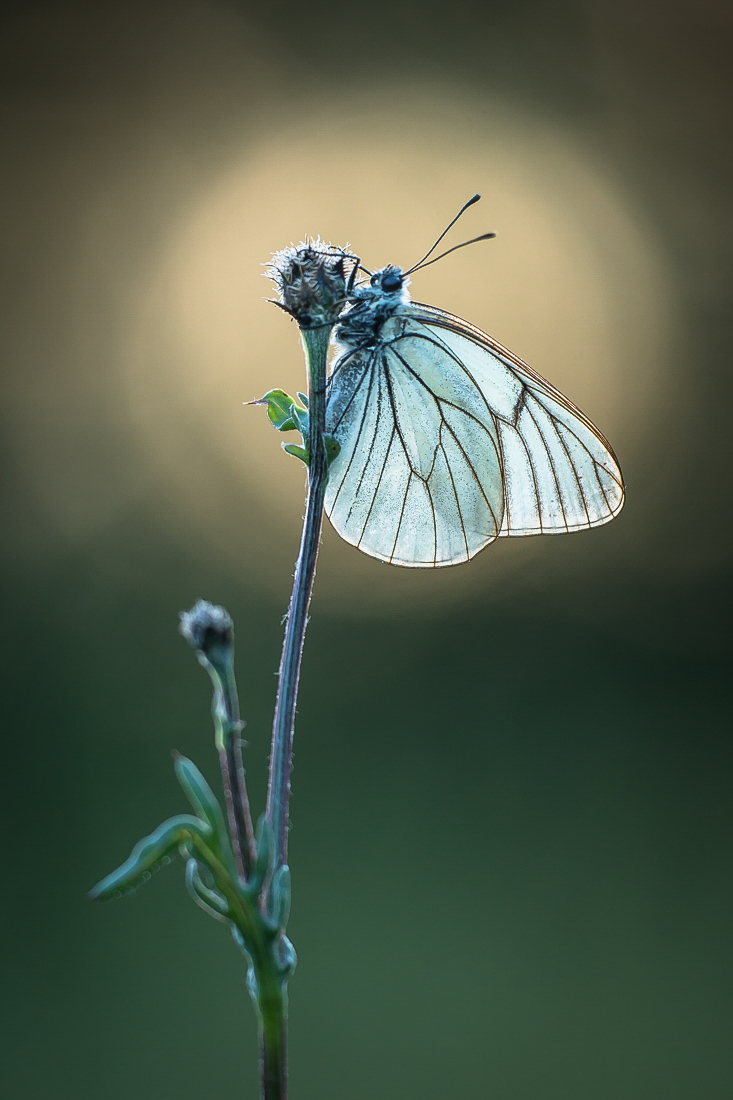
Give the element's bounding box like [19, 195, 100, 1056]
[179, 599, 234, 676]
[267, 238, 355, 328]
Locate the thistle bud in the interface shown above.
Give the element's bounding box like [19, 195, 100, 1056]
[267, 239, 355, 328]
[179, 599, 234, 680]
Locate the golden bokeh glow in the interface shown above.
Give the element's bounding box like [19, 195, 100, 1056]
[123, 90, 672, 609]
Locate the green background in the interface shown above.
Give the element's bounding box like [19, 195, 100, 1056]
[1, 2, 731, 1097]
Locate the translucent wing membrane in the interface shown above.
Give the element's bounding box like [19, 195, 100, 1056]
[325, 304, 624, 567]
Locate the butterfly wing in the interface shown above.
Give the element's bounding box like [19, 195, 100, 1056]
[408, 303, 625, 538]
[325, 323, 504, 566]
[324, 305, 624, 567]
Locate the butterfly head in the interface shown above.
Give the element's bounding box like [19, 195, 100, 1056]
[371, 265, 403, 291]
[359, 265, 410, 304]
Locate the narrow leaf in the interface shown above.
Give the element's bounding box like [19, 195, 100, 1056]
[172, 752, 235, 872]
[89, 814, 212, 900]
[270, 864, 291, 931]
[282, 442, 309, 465]
[249, 814, 274, 893]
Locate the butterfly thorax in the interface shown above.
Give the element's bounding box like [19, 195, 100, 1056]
[334, 265, 411, 350]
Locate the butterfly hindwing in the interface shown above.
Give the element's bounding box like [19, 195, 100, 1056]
[326, 315, 504, 566]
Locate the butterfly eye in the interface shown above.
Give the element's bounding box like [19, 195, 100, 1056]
[381, 273, 402, 292]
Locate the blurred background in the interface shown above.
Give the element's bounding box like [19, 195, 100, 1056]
[1, 1, 731, 1096]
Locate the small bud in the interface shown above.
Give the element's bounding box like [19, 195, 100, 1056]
[179, 599, 233, 655]
[267, 239, 355, 328]
[179, 600, 236, 687]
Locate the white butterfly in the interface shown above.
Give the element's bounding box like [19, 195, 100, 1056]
[324, 196, 625, 568]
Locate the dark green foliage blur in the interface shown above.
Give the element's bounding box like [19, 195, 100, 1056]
[1, 2, 731, 1098]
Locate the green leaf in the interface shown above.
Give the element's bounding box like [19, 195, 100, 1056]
[296, 392, 309, 408]
[279, 934, 297, 976]
[282, 442, 309, 465]
[252, 389, 301, 432]
[172, 752, 236, 874]
[290, 403, 309, 438]
[173, 753, 224, 832]
[185, 858, 230, 922]
[88, 814, 213, 900]
[248, 815, 274, 894]
[270, 864, 291, 931]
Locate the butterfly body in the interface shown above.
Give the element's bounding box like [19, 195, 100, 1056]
[334, 265, 411, 349]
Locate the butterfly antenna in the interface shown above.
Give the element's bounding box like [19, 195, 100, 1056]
[404, 193, 482, 275]
[408, 232, 496, 274]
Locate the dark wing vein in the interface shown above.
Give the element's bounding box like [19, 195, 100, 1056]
[438, 410, 502, 531]
[389, 346, 500, 454]
[386, 327, 498, 422]
[343, 364, 385, 528]
[389, 472, 413, 564]
[529, 388, 622, 515]
[329, 349, 374, 432]
[530, 388, 622, 491]
[412, 302, 624, 479]
[387, 345, 502, 532]
[329, 353, 377, 514]
[382, 359, 421, 563]
[440, 429, 470, 560]
[357, 422, 397, 549]
[552, 417, 592, 526]
[326, 344, 362, 390]
[524, 401, 570, 531]
[508, 389, 542, 531]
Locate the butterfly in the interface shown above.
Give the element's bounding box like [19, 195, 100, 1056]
[324, 194, 625, 568]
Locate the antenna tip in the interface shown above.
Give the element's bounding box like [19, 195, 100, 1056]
[468, 193, 481, 205]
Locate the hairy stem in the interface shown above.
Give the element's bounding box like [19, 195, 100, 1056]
[266, 324, 331, 871]
[213, 655, 256, 881]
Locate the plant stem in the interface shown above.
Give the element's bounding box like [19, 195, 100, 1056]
[213, 657, 256, 881]
[266, 324, 331, 871]
[259, 323, 330, 1100]
[257, 981, 288, 1100]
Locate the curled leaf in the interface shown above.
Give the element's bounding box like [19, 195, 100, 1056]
[185, 858, 230, 922]
[250, 389, 304, 432]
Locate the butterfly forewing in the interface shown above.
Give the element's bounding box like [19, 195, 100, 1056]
[406, 318, 525, 423]
[411, 304, 625, 537]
